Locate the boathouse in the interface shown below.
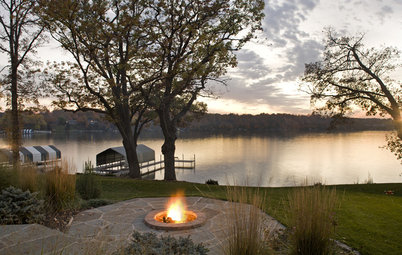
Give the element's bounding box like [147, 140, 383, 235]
[96, 144, 155, 173]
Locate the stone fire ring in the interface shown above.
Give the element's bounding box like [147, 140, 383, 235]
[144, 209, 206, 231]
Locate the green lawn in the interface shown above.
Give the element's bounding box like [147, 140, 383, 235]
[94, 176, 402, 255]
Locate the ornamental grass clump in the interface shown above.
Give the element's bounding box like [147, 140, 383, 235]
[224, 185, 272, 255]
[44, 160, 76, 212]
[288, 185, 338, 255]
[0, 186, 44, 224]
[0, 164, 39, 193]
[17, 164, 40, 192]
[76, 160, 101, 200]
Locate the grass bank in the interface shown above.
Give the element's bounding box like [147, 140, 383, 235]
[93, 176, 402, 255]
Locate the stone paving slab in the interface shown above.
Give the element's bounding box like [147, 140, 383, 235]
[0, 197, 285, 255]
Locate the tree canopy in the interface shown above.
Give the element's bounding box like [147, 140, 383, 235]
[39, 0, 159, 178]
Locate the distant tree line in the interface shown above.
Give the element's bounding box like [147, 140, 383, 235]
[0, 110, 115, 132]
[185, 113, 393, 135]
[0, 111, 393, 135]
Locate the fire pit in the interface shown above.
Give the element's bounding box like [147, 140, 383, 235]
[144, 193, 206, 230]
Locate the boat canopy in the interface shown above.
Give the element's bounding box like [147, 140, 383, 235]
[96, 144, 155, 166]
[0, 145, 61, 164]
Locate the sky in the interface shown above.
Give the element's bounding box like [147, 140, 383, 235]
[201, 0, 402, 115]
[1, 0, 402, 115]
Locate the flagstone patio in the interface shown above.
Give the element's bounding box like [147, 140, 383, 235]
[0, 197, 285, 255]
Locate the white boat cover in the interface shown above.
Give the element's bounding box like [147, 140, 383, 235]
[0, 145, 62, 163]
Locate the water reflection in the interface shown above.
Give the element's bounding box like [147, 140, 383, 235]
[1, 131, 401, 187]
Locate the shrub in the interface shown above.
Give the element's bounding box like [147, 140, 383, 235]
[76, 160, 101, 200]
[0, 186, 44, 224]
[121, 231, 208, 255]
[224, 185, 271, 255]
[205, 179, 219, 185]
[44, 161, 76, 212]
[287, 185, 338, 255]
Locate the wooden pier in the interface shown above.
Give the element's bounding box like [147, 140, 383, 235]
[94, 154, 195, 176]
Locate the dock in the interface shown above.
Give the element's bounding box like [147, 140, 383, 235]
[94, 154, 196, 176]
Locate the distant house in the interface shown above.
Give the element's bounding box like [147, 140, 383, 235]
[88, 119, 98, 126]
[66, 120, 79, 126]
[22, 129, 33, 134]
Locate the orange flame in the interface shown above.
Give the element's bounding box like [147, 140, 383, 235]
[166, 192, 186, 223]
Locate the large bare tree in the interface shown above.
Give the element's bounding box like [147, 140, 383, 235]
[144, 0, 265, 180]
[303, 29, 402, 161]
[0, 0, 45, 166]
[39, 0, 158, 178]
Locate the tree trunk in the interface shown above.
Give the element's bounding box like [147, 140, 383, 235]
[158, 109, 177, 181]
[390, 106, 402, 139]
[119, 115, 141, 178]
[162, 136, 176, 181]
[122, 137, 141, 179]
[11, 64, 20, 167]
[395, 119, 402, 140]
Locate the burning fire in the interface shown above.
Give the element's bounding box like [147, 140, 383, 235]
[152, 191, 197, 224]
[166, 192, 187, 223]
[145, 192, 203, 229]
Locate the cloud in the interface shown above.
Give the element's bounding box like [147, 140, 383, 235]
[283, 39, 323, 81]
[376, 5, 394, 23]
[205, 0, 325, 114]
[263, 0, 320, 47]
[213, 75, 309, 114]
[258, 0, 323, 82]
[234, 50, 271, 80]
[381, 5, 393, 14]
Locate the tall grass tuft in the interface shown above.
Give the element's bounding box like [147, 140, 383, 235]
[224, 185, 272, 255]
[288, 184, 338, 255]
[76, 160, 101, 200]
[17, 165, 39, 192]
[44, 160, 76, 212]
[364, 172, 374, 184]
[0, 164, 39, 192]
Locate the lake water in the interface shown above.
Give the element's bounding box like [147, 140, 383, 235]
[1, 131, 401, 187]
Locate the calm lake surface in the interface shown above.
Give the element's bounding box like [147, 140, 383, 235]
[1, 131, 401, 187]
